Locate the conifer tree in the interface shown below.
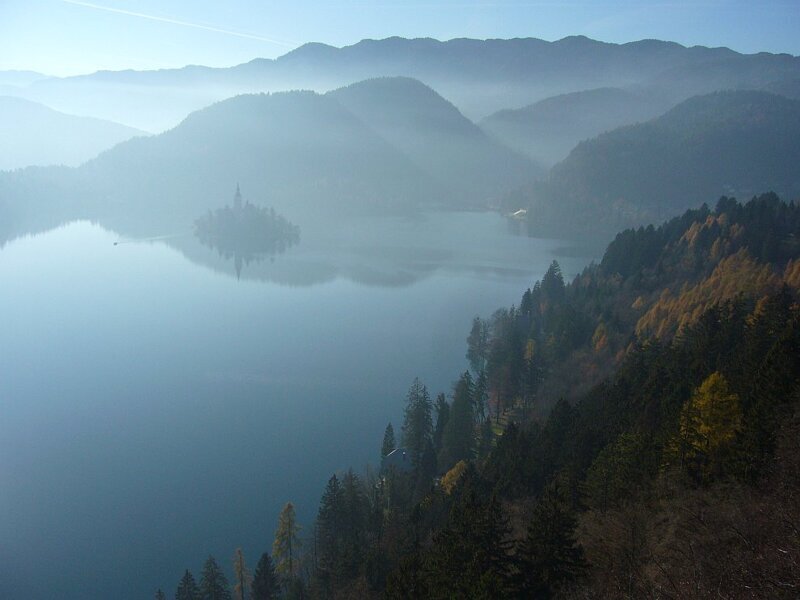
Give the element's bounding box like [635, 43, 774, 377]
[515, 485, 585, 597]
[272, 502, 300, 584]
[316, 474, 345, 591]
[473, 370, 489, 422]
[433, 393, 449, 453]
[467, 316, 489, 373]
[674, 371, 743, 478]
[340, 469, 368, 579]
[401, 378, 433, 468]
[175, 569, 200, 600]
[251, 553, 280, 600]
[440, 372, 476, 470]
[381, 423, 396, 458]
[155, 589, 166, 600]
[199, 556, 231, 600]
[424, 489, 514, 597]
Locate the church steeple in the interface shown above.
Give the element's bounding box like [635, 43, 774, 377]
[233, 183, 242, 210]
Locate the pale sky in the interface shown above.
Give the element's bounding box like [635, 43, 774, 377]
[1, 0, 798, 77]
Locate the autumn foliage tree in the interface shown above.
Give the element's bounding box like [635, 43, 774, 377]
[673, 372, 743, 479]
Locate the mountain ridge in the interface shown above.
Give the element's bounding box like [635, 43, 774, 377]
[7, 35, 799, 131]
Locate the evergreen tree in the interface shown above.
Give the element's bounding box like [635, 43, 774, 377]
[515, 485, 585, 597]
[155, 589, 166, 600]
[384, 541, 429, 599]
[440, 372, 476, 470]
[540, 260, 565, 306]
[199, 556, 231, 600]
[401, 378, 433, 468]
[251, 553, 280, 600]
[316, 474, 345, 592]
[473, 370, 489, 422]
[340, 469, 368, 579]
[433, 393, 449, 453]
[467, 316, 490, 373]
[477, 417, 494, 460]
[272, 502, 300, 584]
[232, 549, 252, 600]
[381, 423, 396, 458]
[414, 438, 438, 500]
[175, 570, 200, 600]
[424, 490, 514, 598]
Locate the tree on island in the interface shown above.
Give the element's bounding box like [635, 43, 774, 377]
[194, 185, 300, 277]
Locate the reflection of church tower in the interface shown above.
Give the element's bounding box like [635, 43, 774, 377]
[233, 183, 242, 211]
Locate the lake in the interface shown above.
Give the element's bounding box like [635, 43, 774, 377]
[0, 211, 597, 599]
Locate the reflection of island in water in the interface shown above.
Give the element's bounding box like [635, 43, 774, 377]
[194, 185, 300, 277]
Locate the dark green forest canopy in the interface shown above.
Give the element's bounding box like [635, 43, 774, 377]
[159, 194, 800, 599]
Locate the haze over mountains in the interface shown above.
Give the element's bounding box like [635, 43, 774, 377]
[1, 35, 800, 249]
[480, 88, 670, 167]
[0, 96, 145, 170]
[4, 36, 800, 132]
[329, 77, 538, 198]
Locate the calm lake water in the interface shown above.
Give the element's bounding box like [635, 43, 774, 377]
[0, 211, 596, 599]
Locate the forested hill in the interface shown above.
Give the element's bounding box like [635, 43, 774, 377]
[508, 90, 800, 239]
[161, 194, 800, 598]
[328, 77, 538, 201]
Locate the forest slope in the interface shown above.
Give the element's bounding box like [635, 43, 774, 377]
[509, 91, 800, 239]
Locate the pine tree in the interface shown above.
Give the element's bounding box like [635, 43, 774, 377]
[251, 553, 280, 600]
[272, 502, 301, 585]
[381, 423, 396, 458]
[175, 570, 200, 600]
[440, 372, 475, 470]
[540, 260, 565, 306]
[515, 485, 585, 597]
[199, 556, 231, 600]
[467, 317, 490, 373]
[473, 370, 489, 422]
[401, 378, 433, 468]
[155, 589, 166, 600]
[316, 474, 345, 592]
[340, 469, 368, 579]
[232, 548, 252, 600]
[433, 393, 450, 453]
[424, 490, 514, 598]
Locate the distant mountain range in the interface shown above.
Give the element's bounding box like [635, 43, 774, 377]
[2, 37, 800, 244]
[0, 96, 145, 170]
[507, 90, 800, 238]
[4, 36, 800, 131]
[0, 70, 49, 87]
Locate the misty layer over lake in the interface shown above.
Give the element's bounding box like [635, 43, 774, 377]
[0, 211, 595, 599]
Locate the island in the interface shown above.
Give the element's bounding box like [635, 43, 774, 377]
[194, 185, 300, 277]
